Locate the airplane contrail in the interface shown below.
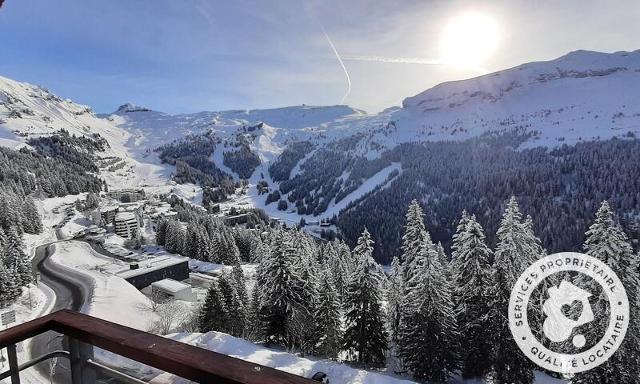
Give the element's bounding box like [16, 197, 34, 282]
[321, 25, 351, 104]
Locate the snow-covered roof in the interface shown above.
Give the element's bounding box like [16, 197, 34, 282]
[118, 256, 188, 278]
[100, 204, 119, 213]
[151, 278, 190, 293]
[115, 211, 137, 221]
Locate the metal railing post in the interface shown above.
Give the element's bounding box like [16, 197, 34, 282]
[68, 337, 96, 384]
[7, 344, 20, 384]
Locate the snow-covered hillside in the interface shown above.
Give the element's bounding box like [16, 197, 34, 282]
[0, 76, 170, 188]
[396, 50, 640, 147]
[107, 102, 366, 161]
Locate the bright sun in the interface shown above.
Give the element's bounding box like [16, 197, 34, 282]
[440, 12, 500, 70]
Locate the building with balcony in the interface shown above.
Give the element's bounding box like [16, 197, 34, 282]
[114, 211, 139, 239]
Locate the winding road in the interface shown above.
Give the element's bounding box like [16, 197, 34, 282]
[29, 218, 140, 384]
[30, 238, 94, 383]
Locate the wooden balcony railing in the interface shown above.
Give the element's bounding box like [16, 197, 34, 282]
[0, 309, 317, 384]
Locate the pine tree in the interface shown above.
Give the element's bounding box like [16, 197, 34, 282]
[218, 273, 246, 337]
[489, 197, 534, 384]
[199, 280, 228, 333]
[85, 192, 100, 209]
[164, 220, 184, 254]
[246, 285, 263, 341]
[0, 263, 18, 308]
[453, 214, 494, 379]
[450, 210, 470, 272]
[314, 267, 342, 359]
[0, 227, 7, 261]
[5, 226, 31, 286]
[259, 231, 306, 346]
[386, 255, 404, 373]
[231, 262, 248, 305]
[342, 229, 387, 366]
[521, 214, 548, 343]
[326, 241, 349, 303]
[184, 222, 200, 259]
[400, 200, 430, 286]
[291, 239, 319, 354]
[0, 193, 23, 234]
[572, 201, 640, 384]
[155, 218, 168, 246]
[397, 204, 458, 382]
[21, 197, 42, 234]
[435, 241, 449, 276]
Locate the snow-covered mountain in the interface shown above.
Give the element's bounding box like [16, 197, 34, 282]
[0, 75, 170, 188]
[397, 49, 640, 147]
[105, 102, 366, 164]
[2, 49, 640, 224]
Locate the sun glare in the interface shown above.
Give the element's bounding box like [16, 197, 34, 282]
[440, 12, 500, 70]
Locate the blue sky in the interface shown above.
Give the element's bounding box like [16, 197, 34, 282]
[1, 0, 639, 114]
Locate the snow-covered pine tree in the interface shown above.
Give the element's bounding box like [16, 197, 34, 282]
[386, 255, 404, 373]
[164, 220, 184, 254]
[246, 285, 263, 341]
[218, 272, 246, 337]
[397, 208, 458, 382]
[219, 229, 241, 265]
[453, 214, 494, 379]
[5, 226, 31, 286]
[342, 228, 387, 366]
[231, 262, 249, 308]
[0, 227, 7, 260]
[184, 222, 200, 259]
[325, 241, 347, 303]
[199, 280, 228, 333]
[521, 214, 549, 343]
[0, 262, 19, 308]
[21, 197, 42, 234]
[436, 241, 449, 276]
[572, 201, 640, 384]
[400, 200, 431, 287]
[335, 239, 356, 282]
[155, 218, 168, 246]
[85, 192, 100, 209]
[0, 193, 23, 234]
[197, 226, 214, 261]
[450, 210, 470, 272]
[278, 230, 319, 353]
[489, 196, 534, 384]
[248, 234, 264, 263]
[314, 267, 342, 359]
[259, 231, 306, 346]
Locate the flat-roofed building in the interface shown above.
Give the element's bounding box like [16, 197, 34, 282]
[151, 278, 196, 301]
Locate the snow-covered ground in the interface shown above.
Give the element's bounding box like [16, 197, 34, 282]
[49, 241, 157, 330]
[95, 331, 417, 384]
[94, 331, 568, 384]
[0, 284, 55, 384]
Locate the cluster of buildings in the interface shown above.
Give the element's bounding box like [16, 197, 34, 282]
[89, 189, 177, 240]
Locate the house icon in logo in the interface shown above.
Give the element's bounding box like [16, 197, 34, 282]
[543, 280, 594, 347]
